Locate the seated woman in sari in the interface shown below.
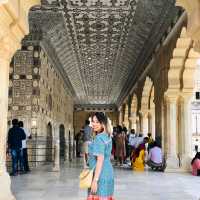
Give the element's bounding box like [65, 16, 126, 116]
[132, 137, 148, 171]
[191, 152, 200, 176]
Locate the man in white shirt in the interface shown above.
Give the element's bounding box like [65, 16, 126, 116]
[135, 133, 144, 148]
[128, 129, 136, 146]
[146, 141, 166, 171]
[19, 121, 31, 172]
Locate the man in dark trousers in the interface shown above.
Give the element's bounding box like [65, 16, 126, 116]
[7, 119, 26, 176]
[19, 121, 31, 172]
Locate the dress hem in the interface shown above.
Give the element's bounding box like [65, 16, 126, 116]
[87, 195, 115, 200]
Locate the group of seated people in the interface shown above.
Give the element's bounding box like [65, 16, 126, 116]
[130, 135, 166, 172]
[130, 133, 200, 175]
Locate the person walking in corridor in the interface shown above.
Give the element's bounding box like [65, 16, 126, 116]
[115, 125, 125, 166]
[19, 121, 31, 172]
[7, 119, 26, 176]
[83, 120, 92, 168]
[87, 112, 114, 200]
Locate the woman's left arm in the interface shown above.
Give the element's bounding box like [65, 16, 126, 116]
[90, 154, 104, 194]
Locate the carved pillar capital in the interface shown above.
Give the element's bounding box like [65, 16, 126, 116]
[165, 89, 180, 103]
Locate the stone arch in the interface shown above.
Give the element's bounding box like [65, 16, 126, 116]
[46, 122, 53, 162]
[180, 48, 200, 167]
[176, 0, 200, 169]
[164, 26, 195, 169]
[141, 77, 153, 112]
[176, 1, 200, 52]
[59, 124, 65, 161]
[167, 27, 192, 94]
[182, 48, 200, 93]
[140, 77, 153, 135]
[0, 1, 40, 199]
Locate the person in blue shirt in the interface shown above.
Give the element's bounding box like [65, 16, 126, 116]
[87, 112, 114, 200]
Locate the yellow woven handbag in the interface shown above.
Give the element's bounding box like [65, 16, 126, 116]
[79, 167, 94, 189]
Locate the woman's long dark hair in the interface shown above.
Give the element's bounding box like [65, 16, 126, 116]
[92, 112, 112, 136]
[191, 152, 200, 165]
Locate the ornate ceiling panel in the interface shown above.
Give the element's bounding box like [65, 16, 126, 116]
[28, 0, 179, 107]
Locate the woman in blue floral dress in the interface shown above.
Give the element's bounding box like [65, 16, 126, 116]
[87, 112, 114, 200]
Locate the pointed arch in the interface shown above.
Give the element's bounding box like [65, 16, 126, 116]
[140, 77, 153, 135]
[141, 77, 153, 113]
[164, 26, 200, 169]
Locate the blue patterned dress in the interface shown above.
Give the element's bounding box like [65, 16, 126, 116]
[88, 132, 114, 197]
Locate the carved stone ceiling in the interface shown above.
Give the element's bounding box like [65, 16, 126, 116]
[29, 0, 179, 107]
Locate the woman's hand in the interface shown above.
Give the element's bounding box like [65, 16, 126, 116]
[90, 180, 98, 194]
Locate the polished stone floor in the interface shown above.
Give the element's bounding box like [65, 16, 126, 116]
[11, 159, 200, 200]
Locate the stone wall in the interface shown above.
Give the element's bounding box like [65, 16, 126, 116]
[8, 44, 74, 167]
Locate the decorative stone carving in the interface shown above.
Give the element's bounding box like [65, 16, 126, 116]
[29, 0, 179, 106]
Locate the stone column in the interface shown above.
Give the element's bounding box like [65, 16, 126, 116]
[150, 110, 156, 139]
[118, 108, 123, 126]
[129, 115, 137, 130]
[181, 94, 193, 170]
[52, 139, 60, 172]
[166, 96, 179, 170]
[136, 117, 140, 133]
[0, 43, 15, 200]
[128, 118, 132, 130]
[65, 132, 69, 162]
[73, 133, 76, 159]
[65, 142, 69, 161]
[141, 112, 148, 136]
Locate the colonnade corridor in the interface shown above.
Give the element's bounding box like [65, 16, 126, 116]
[2, 0, 200, 200]
[11, 159, 200, 200]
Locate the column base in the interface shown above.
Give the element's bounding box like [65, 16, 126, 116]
[0, 171, 15, 200]
[180, 154, 192, 172]
[165, 155, 180, 172]
[52, 165, 60, 172]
